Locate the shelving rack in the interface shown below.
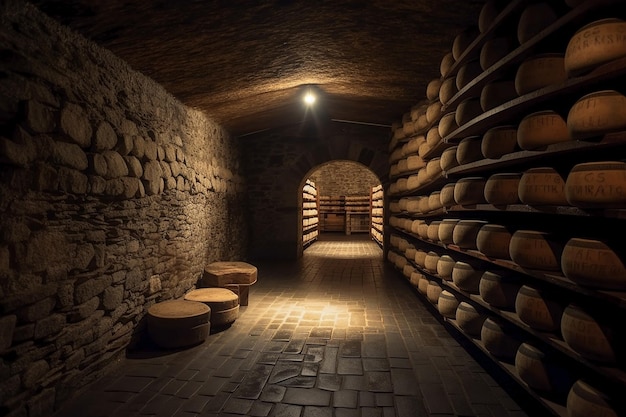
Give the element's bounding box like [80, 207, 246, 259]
[370, 185, 384, 247]
[302, 179, 319, 248]
[385, 1, 626, 416]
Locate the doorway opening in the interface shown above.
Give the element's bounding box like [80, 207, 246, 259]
[300, 160, 384, 253]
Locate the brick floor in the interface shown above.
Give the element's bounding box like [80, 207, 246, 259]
[55, 234, 529, 417]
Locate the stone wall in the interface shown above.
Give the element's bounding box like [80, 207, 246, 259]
[242, 122, 389, 260]
[0, 3, 246, 416]
[308, 160, 380, 197]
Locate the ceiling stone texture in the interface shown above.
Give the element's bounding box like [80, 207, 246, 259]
[31, 0, 484, 136]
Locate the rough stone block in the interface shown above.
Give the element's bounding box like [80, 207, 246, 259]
[131, 136, 145, 158]
[75, 275, 111, 305]
[102, 150, 128, 179]
[103, 286, 124, 311]
[33, 163, 58, 191]
[165, 176, 177, 190]
[60, 103, 92, 148]
[58, 167, 88, 194]
[164, 144, 176, 162]
[1, 222, 31, 243]
[0, 136, 36, 167]
[124, 155, 143, 178]
[68, 297, 100, 322]
[16, 297, 55, 322]
[25, 100, 55, 133]
[26, 387, 55, 417]
[116, 134, 133, 156]
[143, 178, 160, 196]
[144, 140, 158, 160]
[105, 178, 125, 197]
[23, 359, 50, 389]
[34, 314, 65, 339]
[176, 147, 185, 162]
[89, 153, 108, 176]
[120, 119, 138, 136]
[94, 121, 117, 151]
[0, 315, 17, 351]
[73, 243, 95, 271]
[169, 160, 181, 177]
[0, 245, 9, 274]
[89, 175, 106, 194]
[51, 141, 88, 171]
[142, 160, 162, 182]
[22, 231, 70, 273]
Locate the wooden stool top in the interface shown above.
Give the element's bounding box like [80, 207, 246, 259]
[184, 288, 239, 310]
[148, 300, 210, 319]
[202, 261, 258, 286]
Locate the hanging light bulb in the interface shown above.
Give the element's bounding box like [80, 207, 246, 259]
[303, 91, 316, 105]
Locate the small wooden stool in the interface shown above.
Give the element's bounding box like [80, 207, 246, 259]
[184, 288, 239, 328]
[200, 261, 257, 306]
[146, 300, 210, 349]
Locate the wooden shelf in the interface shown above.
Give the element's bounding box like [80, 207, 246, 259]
[389, 226, 626, 309]
[444, 202, 626, 221]
[444, 57, 626, 143]
[445, 132, 626, 177]
[443, 0, 622, 112]
[389, 173, 452, 198]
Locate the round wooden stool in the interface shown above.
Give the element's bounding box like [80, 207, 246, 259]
[184, 288, 239, 328]
[200, 261, 257, 306]
[147, 300, 210, 349]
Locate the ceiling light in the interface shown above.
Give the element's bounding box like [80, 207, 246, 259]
[303, 92, 316, 105]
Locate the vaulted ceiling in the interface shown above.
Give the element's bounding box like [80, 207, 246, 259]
[32, 0, 484, 137]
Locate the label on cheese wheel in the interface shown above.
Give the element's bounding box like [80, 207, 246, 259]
[565, 162, 626, 207]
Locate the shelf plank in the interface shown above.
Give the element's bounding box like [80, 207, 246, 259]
[444, 57, 626, 142]
[389, 225, 626, 309]
[443, 0, 622, 112]
[444, 202, 626, 220]
[444, 318, 569, 417]
[445, 132, 626, 177]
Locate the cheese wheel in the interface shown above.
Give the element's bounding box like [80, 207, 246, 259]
[480, 79, 517, 111]
[410, 271, 423, 287]
[418, 195, 431, 214]
[564, 19, 626, 76]
[405, 246, 417, 260]
[561, 304, 616, 363]
[418, 275, 430, 294]
[561, 238, 626, 290]
[424, 251, 441, 272]
[456, 136, 483, 165]
[415, 113, 429, 132]
[427, 281, 443, 304]
[397, 159, 409, 173]
[518, 167, 568, 206]
[428, 191, 443, 212]
[426, 101, 442, 124]
[566, 380, 619, 417]
[147, 300, 211, 348]
[402, 120, 416, 137]
[484, 173, 521, 205]
[439, 77, 458, 105]
[567, 90, 626, 140]
[403, 264, 416, 279]
[509, 230, 563, 271]
[438, 112, 459, 139]
[426, 158, 443, 180]
[427, 78, 443, 101]
[481, 318, 521, 360]
[453, 26, 479, 60]
[453, 220, 488, 249]
[455, 59, 483, 91]
[438, 218, 459, 244]
[394, 255, 408, 270]
[479, 270, 520, 309]
[454, 177, 487, 205]
[476, 224, 512, 259]
[437, 255, 456, 281]
[406, 155, 426, 171]
[440, 51, 455, 78]
[397, 238, 410, 253]
[481, 125, 518, 159]
[406, 174, 421, 191]
[440, 183, 457, 207]
[565, 161, 626, 208]
[517, 110, 570, 150]
[418, 142, 432, 158]
[455, 302, 486, 337]
[456, 98, 483, 126]
[406, 197, 423, 214]
[426, 125, 442, 148]
[417, 221, 430, 239]
[480, 37, 515, 70]
[440, 146, 459, 171]
[438, 291, 460, 318]
[515, 285, 563, 332]
[515, 54, 567, 96]
[452, 261, 482, 293]
[406, 135, 425, 155]
[478, 0, 501, 33]
[414, 249, 427, 267]
[515, 343, 572, 395]
[517, 3, 558, 44]
[410, 104, 426, 122]
[427, 220, 442, 241]
[456, 60, 482, 90]
[396, 178, 408, 192]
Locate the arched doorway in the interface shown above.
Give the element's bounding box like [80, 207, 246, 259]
[299, 160, 384, 256]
